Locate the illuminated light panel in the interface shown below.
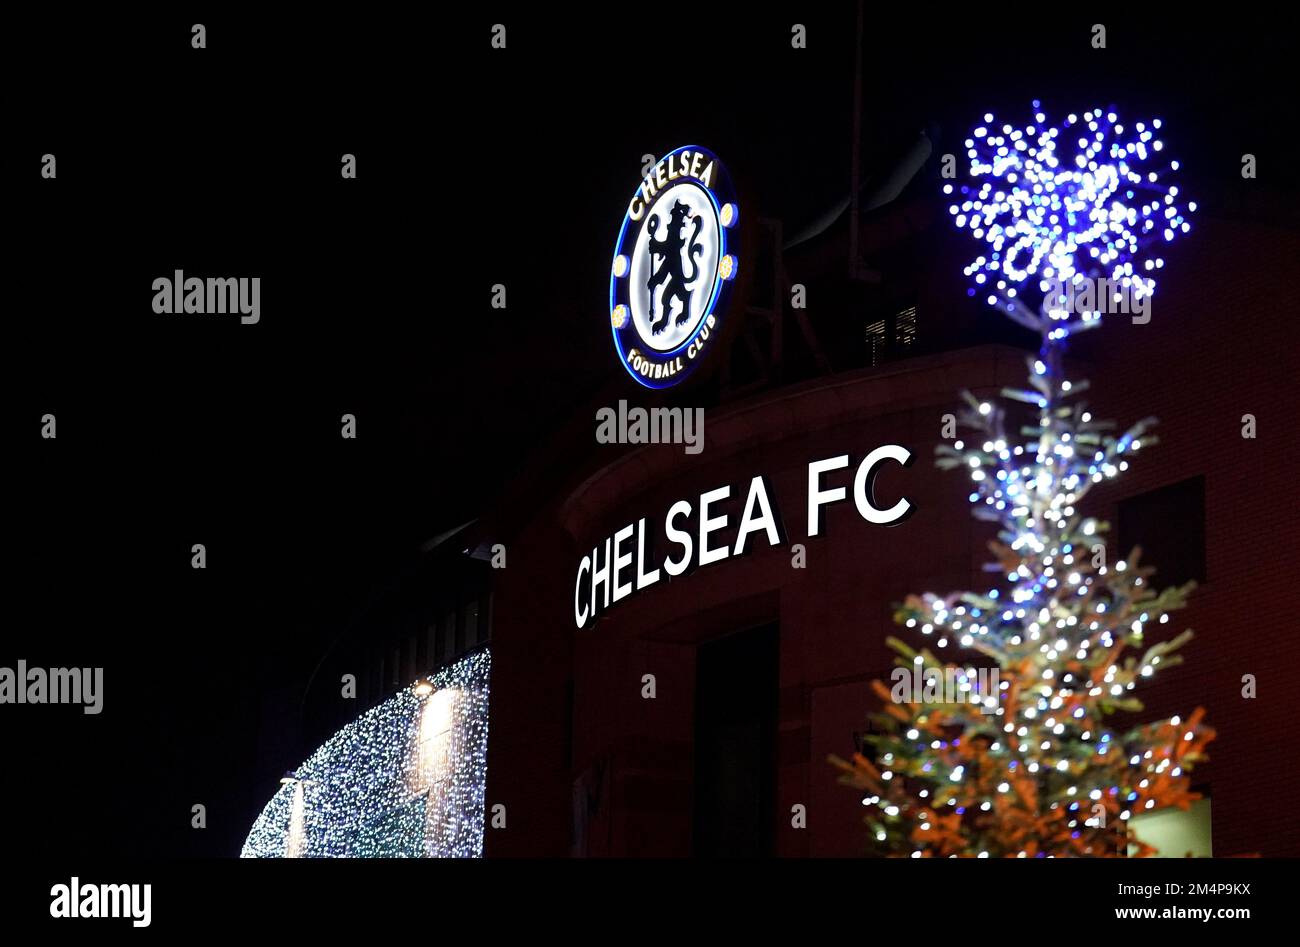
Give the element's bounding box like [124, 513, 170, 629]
[240, 649, 491, 858]
[612, 254, 629, 278]
[611, 304, 629, 329]
[719, 254, 738, 281]
[720, 203, 738, 228]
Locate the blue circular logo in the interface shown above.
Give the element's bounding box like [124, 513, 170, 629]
[609, 146, 739, 388]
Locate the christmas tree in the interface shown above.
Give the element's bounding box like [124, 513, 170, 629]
[832, 106, 1214, 857]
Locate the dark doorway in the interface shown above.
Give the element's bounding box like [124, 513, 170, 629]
[693, 623, 778, 857]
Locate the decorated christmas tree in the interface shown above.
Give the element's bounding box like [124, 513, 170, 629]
[832, 105, 1214, 857]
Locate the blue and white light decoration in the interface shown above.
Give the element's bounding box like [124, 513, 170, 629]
[240, 648, 491, 858]
[947, 103, 1195, 337]
[843, 104, 1214, 858]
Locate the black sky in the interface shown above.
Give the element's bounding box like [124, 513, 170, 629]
[5, 8, 1296, 858]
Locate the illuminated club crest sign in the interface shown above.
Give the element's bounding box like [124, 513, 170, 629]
[609, 145, 740, 388]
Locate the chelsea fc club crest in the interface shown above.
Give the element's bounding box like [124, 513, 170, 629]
[609, 145, 740, 388]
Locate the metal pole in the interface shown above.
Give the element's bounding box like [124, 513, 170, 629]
[849, 0, 863, 279]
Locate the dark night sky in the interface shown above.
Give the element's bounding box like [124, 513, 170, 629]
[5, 9, 1296, 859]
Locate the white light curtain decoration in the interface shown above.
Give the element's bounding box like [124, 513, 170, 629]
[241, 649, 491, 858]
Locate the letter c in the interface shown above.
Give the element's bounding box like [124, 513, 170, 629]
[854, 444, 915, 525]
[574, 554, 591, 628]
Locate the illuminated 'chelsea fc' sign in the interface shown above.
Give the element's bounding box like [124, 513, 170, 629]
[609, 145, 740, 388]
[574, 446, 915, 628]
